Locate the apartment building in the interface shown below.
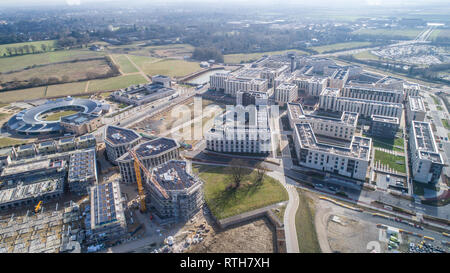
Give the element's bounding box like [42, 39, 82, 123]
[370, 115, 400, 139]
[275, 83, 298, 103]
[406, 96, 426, 123]
[105, 125, 142, 165]
[409, 121, 444, 184]
[342, 85, 404, 103]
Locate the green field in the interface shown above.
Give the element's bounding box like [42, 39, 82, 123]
[374, 150, 406, 173]
[353, 50, 381, 61]
[112, 54, 139, 73]
[442, 119, 450, 130]
[0, 58, 111, 86]
[352, 28, 422, 39]
[0, 40, 56, 57]
[193, 164, 288, 220]
[46, 81, 88, 97]
[224, 49, 309, 64]
[0, 137, 28, 148]
[41, 110, 79, 121]
[311, 42, 373, 54]
[0, 86, 47, 102]
[296, 189, 321, 253]
[136, 58, 201, 77]
[0, 49, 105, 73]
[87, 74, 148, 92]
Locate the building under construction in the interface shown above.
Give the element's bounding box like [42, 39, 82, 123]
[87, 181, 127, 244]
[67, 148, 97, 195]
[147, 160, 204, 224]
[117, 137, 180, 184]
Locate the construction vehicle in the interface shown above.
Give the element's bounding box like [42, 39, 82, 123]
[34, 201, 43, 213]
[129, 149, 169, 213]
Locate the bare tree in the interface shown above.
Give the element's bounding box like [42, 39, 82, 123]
[228, 158, 246, 189]
[255, 162, 266, 185]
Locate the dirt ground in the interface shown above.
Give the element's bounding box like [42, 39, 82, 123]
[309, 193, 384, 253]
[187, 218, 275, 253]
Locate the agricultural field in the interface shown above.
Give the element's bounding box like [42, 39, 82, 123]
[0, 58, 112, 89]
[0, 40, 56, 57]
[224, 49, 309, 64]
[352, 28, 422, 39]
[87, 74, 148, 92]
[112, 54, 139, 74]
[135, 58, 201, 77]
[45, 81, 88, 97]
[109, 43, 194, 59]
[311, 42, 373, 54]
[0, 86, 47, 103]
[193, 164, 288, 220]
[0, 49, 106, 73]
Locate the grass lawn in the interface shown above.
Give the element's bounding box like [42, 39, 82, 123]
[0, 49, 105, 73]
[224, 49, 309, 64]
[353, 50, 381, 61]
[112, 54, 139, 73]
[0, 40, 56, 57]
[0, 137, 28, 148]
[137, 58, 201, 77]
[311, 42, 372, 54]
[41, 110, 79, 121]
[295, 189, 321, 253]
[0, 86, 47, 102]
[442, 119, 450, 130]
[87, 74, 148, 92]
[352, 28, 422, 39]
[437, 105, 443, 111]
[430, 94, 441, 105]
[193, 164, 288, 220]
[374, 150, 406, 173]
[366, 134, 405, 152]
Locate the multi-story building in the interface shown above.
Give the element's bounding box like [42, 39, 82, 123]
[110, 82, 175, 106]
[60, 113, 103, 136]
[287, 103, 358, 141]
[117, 138, 180, 184]
[104, 126, 141, 165]
[319, 88, 402, 119]
[370, 115, 400, 139]
[305, 77, 327, 97]
[293, 123, 371, 180]
[67, 148, 97, 195]
[147, 160, 204, 223]
[409, 121, 444, 184]
[406, 96, 426, 123]
[236, 91, 268, 106]
[403, 82, 420, 97]
[205, 106, 272, 155]
[329, 69, 349, 89]
[88, 181, 127, 244]
[342, 85, 404, 103]
[275, 83, 298, 104]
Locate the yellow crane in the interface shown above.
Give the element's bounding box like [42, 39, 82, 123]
[129, 149, 169, 213]
[34, 201, 43, 213]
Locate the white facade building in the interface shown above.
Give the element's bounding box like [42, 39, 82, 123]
[406, 96, 426, 123]
[409, 121, 444, 184]
[275, 83, 298, 103]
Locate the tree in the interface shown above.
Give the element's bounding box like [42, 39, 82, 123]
[255, 162, 266, 186]
[228, 158, 247, 189]
[41, 44, 47, 52]
[30, 45, 36, 54]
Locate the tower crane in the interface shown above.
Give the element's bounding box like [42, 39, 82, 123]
[128, 149, 169, 213]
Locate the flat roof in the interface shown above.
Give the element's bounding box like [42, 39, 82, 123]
[409, 96, 425, 112]
[295, 123, 371, 160]
[411, 121, 443, 164]
[288, 103, 358, 127]
[150, 160, 199, 191]
[91, 181, 125, 228]
[61, 113, 98, 125]
[105, 125, 140, 146]
[371, 114, 400, 125]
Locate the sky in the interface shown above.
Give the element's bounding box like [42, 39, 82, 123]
[0, 0, 449, 7]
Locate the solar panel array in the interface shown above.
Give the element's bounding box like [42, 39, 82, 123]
[106, 126, 140, 145]
[93, 182, 117, 226]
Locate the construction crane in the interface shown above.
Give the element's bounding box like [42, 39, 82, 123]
[129, 149, 169, 213]
[34, 201, 43, 213]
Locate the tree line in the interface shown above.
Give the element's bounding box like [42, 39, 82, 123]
[2, 43, 53, 57]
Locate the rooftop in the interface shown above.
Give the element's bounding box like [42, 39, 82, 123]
[61, 113, 99, 125]
[409, 96, 426, 112]
[91, 181, 125, 228]
[105, 125, 141, 146]
[295, 123, 371, 160]
[118, 137, 179, 161]
[411, 121, 443, 164]
[150, 160, 199, 191]
[371, 114, 400, 125]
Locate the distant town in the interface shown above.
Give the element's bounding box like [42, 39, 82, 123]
[0, 0, 448, 255]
